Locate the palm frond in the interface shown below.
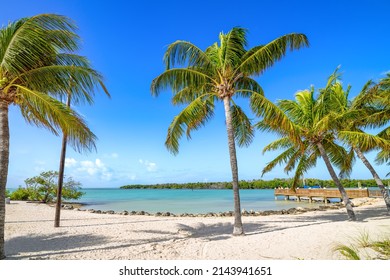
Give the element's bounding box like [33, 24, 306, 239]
[234, 76, 264, 97]
[164, 40, 213, 70]
[231, 104, 254, 147]
[291, 151, 317, 190]
[322, 137, 354, 176]
[375, 149, 390, 165]
[7, 65, 108, 106]
[165, 96, 215, 154]
[262, 137, 292, 153]
[1, 14, 79, 75]
[15, 85, 96, 152]
[219, 27, 247, 72]
[338, 130, 390, 152]
[151, 68, 213, 96]
[377, 126, 390, 140]
[238, 33, 309, 76]
[262, 146, 297, 176]
[350, 80, 377, 110]
[253, 93, 303, 146]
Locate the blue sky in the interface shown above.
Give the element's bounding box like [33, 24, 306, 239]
[2, 0, 389, 188]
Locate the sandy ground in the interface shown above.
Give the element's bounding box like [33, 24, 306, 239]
[4, 199, 390, 260]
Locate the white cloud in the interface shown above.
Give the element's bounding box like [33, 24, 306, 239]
[139, 159, 157, 172]
[65, 158, 113, 181]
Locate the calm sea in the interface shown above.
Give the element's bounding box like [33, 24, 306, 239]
[76, 188, 323, 214]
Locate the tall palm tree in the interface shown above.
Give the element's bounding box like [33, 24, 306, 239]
[151, 27, 308, 235]
[54, 69, 110, 228]
[329, 78, 390, 213]
[0, 14, 107, 259]
[257, 71, 356, 221]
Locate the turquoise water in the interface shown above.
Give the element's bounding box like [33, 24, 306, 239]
[76, 188, 322, 214]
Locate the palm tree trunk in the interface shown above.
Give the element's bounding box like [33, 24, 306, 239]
[223, 97, 244, 235]
[317, 142, 356, 221]
[354, 146, 390, 213]
[54, 94, 71, 227]
[0, 100, 10, 259]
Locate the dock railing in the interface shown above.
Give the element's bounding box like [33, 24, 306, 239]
[274, 188, 370, 203]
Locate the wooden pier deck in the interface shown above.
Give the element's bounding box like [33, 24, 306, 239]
[274, 188, 372, 203]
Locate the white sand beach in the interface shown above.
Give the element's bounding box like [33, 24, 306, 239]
[4, 199, 390, 260]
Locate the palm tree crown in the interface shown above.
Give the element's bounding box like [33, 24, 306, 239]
[151, 28, 308, 152]
[0, 14, 109, 151]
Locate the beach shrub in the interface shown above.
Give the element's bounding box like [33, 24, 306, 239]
[9, 187, 32, 200]
[11, 171, 84, 203]
[334, 232, 390, 260]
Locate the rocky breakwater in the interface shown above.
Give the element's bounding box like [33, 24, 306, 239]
[60, 201, 356, 217]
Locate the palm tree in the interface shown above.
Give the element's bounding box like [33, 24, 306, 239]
[54, 68, 110, 228]
[257, 71, 356, 221]
[151, 27, 309, 235]
[0, 14, 107, 259]
[329, 78, 390, 213]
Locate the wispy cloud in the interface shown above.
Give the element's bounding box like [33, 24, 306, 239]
[65, 157, 77, 167]
[139, 159, 157, 172]
[103, 152, 119, 159]
[34, 160, 46, 172]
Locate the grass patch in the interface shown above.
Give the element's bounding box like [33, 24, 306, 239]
[334, 231, 390, 260]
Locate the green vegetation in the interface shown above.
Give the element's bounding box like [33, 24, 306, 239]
[334, 232, 390, 260]
[9, 171, 84, 203]
[120, 178, 388, 190]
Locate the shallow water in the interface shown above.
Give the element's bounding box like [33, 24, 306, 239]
[77, 188, 324, 214]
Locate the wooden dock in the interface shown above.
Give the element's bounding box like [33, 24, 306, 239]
[274, 188, 371, 203]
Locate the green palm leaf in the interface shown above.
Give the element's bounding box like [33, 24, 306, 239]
[164, 40, 213, 70]
[151, 68, 213, 96]
[15, 85, 96, 152]
[165, 96, 214, 154]
[238, 33, 309, 76]
[338, 131, 390, 152]
[231, 104, 254, 147]
[262, 146, 297, 176]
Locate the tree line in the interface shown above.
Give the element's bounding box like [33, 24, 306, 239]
[120, 178, 389, 190]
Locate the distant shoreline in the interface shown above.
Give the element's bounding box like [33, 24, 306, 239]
[119, 178, 389, 190]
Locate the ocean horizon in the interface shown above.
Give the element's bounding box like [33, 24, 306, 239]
[75, 188, 326, 214]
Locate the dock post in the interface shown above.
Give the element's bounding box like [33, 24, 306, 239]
[324, 197, 328, 204]
[297, 196, 301, 202]
[284, 195, 289, 201]
[308, 197, 312, 203]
